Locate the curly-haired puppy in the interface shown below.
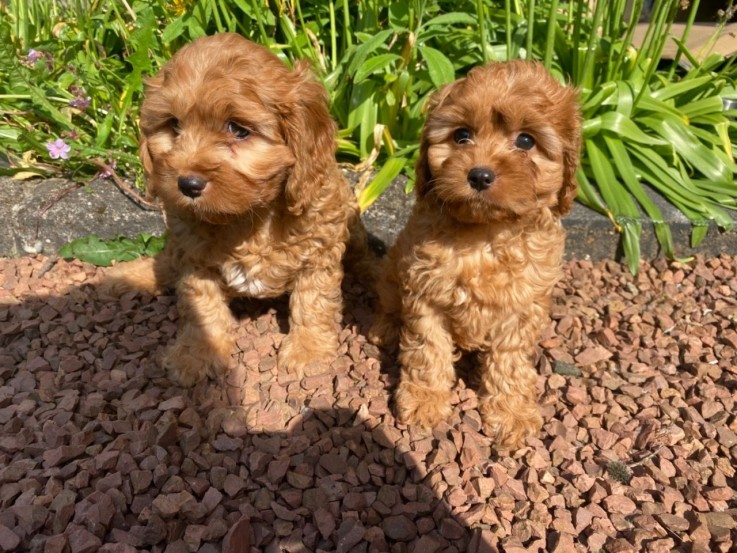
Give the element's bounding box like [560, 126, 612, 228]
[369, 61, 581, 449]
[103, 33, 366, 386]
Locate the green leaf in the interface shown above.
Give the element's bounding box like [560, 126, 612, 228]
[358, 156, 407, 211]
[345, 29, 394, 77]
[59, 234, 165, 267]
[0, 126, 19, 140]
[643, 116, 734, 182]
[650, 75, 713, 101]
[419, 46, 455, 88]
[596, 111, 668, 145]
[420, 12, 477, 29]
[354, 54, 402, 83]
[621, 221, 642, 275]
[604, 136, 675, 258]
[161, 17, 186, 44]
[95, 111, 115, 148]
[691, 224, 708, 247]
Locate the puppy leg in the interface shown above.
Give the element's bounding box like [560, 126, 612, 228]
[395, 301, 455, 428]
[477, 347, 542, 449]
[164, 270, 234, 387]
[277, 267, 343, 377]
[100, 246, 176, 297]
[367, 259, 402, 352]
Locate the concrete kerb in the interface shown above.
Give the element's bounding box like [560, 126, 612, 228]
[1, 174, 735, 263]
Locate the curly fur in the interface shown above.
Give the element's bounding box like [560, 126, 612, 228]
[102, 33, 367, 386]
[369, 61, 581, 449]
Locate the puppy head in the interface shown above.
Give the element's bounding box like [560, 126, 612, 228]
[139, 33, 335, 224]
[415, 60, 581, 224]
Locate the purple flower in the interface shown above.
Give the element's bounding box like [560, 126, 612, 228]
[98, 159, 117, 179]
[46, 139, 71, 160]
[69, 96, 91, 111]
[25, 49, 43, 63]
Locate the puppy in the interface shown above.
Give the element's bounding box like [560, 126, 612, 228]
[103, 33, 367, 386]
[370, 61, 581, 449]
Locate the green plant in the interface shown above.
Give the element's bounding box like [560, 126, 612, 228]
[59, 233, 166, 266]
[527, 0, 737, 272]
[1, 0, 736, 272]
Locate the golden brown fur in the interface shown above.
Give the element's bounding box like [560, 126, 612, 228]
[102, 33, 367, 386]
[369, 61, 581, 449]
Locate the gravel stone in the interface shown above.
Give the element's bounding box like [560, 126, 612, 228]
[1, 254, 736, 551]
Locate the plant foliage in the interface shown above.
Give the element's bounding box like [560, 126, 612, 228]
[59, 233, 166, 266]
[1, 0, 736, 270]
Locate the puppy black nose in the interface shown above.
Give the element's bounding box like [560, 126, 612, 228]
[467, 167, 495, 191]
[178, 175, 207, 198]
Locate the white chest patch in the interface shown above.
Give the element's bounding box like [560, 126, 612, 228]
[222, 263, 267, 297]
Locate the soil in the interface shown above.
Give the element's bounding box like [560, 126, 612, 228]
[0, 253, 735, 553]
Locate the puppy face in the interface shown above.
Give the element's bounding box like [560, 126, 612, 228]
[140, 33, 335, 224]
[416, 61, 581, 224]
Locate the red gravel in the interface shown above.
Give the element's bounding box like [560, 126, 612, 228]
[0, 253, 736, 552]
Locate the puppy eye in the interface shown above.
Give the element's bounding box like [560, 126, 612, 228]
[453, 128, 473, 145]
[168, 118, 181, 135]
[227, 121, 251, 140]
[515, 133, 535, 150]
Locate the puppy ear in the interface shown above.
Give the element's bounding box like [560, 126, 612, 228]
[553, 91, 582, 216]
[138, 73, 164, 202]
[414, 79, 464, 199]
[281, 60, 337, 216]
[138, 134, 157, 201]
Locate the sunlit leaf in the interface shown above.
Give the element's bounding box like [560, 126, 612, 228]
[419, 46, 455, 88]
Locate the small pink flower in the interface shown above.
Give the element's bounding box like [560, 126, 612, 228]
[25, 49, 43, 63]
[69, 96, 91, 110]
[46, 139, 71, 160]
[98, 159, 117, 179]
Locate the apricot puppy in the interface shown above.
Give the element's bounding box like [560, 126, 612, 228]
[370, 61, 581, 448]
[103, 33, 365, 386]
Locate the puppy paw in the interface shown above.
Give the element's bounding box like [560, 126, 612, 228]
[163, 342, 232, 387]
[277, 332, 335, 378]
[99, 257, 163, 297]
[478, 398, 542, 449]
[395, 381, 453, 428]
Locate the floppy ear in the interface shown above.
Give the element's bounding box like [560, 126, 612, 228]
[138, 73, 165, 202]
[138, 134, 157, 202]
[414, 79, 463, 200]
[553, 90, 582, 216]
[280, 60, 337, 216]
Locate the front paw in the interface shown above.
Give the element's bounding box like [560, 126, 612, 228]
[277, 331, 336, 378]
[395, 381, 453, 428]
[98, 257, 163, 297]
[163, 341, 232, 387]
[478, 397, 542, 449]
